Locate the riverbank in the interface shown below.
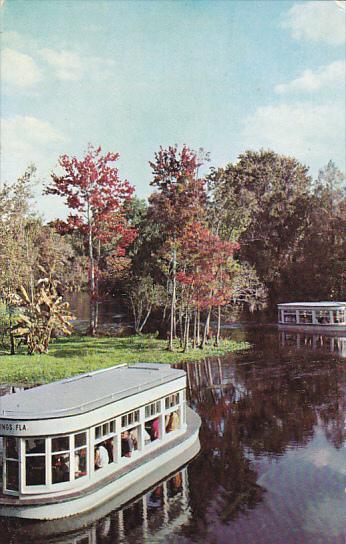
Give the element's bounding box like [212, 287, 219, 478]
[0, 334, 249, 385]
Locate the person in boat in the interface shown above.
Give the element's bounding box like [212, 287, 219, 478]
[95, 443, 109, 469]
[151, 417, 159, 440]
[121, 431, 132, 457]
[104, 438, 114, 463]
[75, 448, 87, 478]
[129, 428, 138, 450]
[52, 456, 69, 483]
[165, 410, 180, 433]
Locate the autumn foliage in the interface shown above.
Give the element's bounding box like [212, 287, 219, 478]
[46, 145, 136, 334]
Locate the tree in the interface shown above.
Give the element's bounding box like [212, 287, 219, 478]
[148, 145, 207, 350]
[208, 150, 312, 304]
[0, 165, 36, 302]
[176, 222, 239, 349]
[282, 161, 346, 301]
[45, 145, 136, 335]
[128, 275, 165, 333]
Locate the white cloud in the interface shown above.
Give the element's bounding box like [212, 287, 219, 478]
[275, 60, 346, 94]
[1, 115, 65, 184]
[1, 115, 68, 220]
[39, 48, 116, 81]
[39, 49, 84, 81]
[2, 115, 64, 154]
[242, 101, 345, 170]
[282, 1, 346, 46]
[1, 48, 43, 88]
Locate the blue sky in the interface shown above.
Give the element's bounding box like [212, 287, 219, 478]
[1, 0, 345, 220]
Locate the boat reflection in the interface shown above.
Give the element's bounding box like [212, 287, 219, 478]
[1, 467, 190, 543]
[279, 330, 346, 358]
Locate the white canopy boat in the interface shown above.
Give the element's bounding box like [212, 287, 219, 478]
[0, 363, 201, 520]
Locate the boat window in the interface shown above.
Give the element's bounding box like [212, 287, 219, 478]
[52, 453, 70, 484]
[333, 310, 345, 323]
[94, 418, 117, 468]
[4, 437, 19, 492]
[121, 426, 140, 458]
[94, 419, 117, 441]
[316, 310, 331, 325]
[94, 439, 114, 470]
[283, 311, 297, 323]
[298, 310, 313, 324]
[74, 432, 87, 480]
[121, 410, 140, 428]
[165, 409, 180, 433]
[145, 401, 161, 419]
[144, 418, 160, 442]
[25, 438, 45, 454]
[25, 438, 46, 486]
[51, 435, 70, 484]
[52, 436, 69, 452]
[75, 432, 86, 449]
[165, 392, 180, 410]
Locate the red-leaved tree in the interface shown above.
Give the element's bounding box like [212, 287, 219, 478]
[177, 222, 239, 349]
[45, 145, 136, 335]
[148, 145, 207, 350]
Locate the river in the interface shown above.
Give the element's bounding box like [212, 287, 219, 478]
[0, 326, 345, 543]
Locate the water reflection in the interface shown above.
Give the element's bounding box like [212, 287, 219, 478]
[279, 330, 346, 358]
[0, 468, 190, 543]
[66, 292, 130, 334]
[178, 330, 345, 543]
[1, 328, 345, 543]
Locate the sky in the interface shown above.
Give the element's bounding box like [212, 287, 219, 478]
[1, 0, 345, 220]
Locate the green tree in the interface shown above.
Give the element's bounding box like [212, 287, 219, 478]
[208, 150, 312, 304]
[283, 161, 346, 300]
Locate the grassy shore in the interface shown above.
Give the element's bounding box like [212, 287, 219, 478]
[0, 334, 249, 385]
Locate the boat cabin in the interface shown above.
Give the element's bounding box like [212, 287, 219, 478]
[278, 302, 346, 328]
[0, 363, 187, 501]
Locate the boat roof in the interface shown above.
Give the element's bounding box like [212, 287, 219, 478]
[278, 301, 346, 308]
[0, 363, 186, 421]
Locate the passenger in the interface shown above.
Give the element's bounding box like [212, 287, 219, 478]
[129, 428, 138, 451]
[165, 411, 179, 433]
[75, 448, 87, 477]
[121, 431, 132, 457]
[53, 456, 69, 483]
[104, 438, 114, 463]
[95, 443, 109, 469]
[151, 418, 159, 440]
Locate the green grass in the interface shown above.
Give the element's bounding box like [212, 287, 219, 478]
[0, 334, 250, 385]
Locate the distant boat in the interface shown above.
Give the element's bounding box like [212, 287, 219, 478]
[277, 301, 346, 333]
[0, 363, 201, 520]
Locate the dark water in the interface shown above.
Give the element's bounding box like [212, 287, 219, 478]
[1, 327, 345, 543]
[66, 292, 131, 334]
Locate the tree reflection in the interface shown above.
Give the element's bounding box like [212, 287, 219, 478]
[180, 337, 345, 531]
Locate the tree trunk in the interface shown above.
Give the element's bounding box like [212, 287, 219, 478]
[183, 311, 190, 352]
[192, 309, 197, 349]
[178, 306, 184, 347]
[215, 305, 221, 346]
[197, 309, 200, 345]
[139, 306, 152, 332]
[87, 201, 96, 336]
[168, 246, 176, 351]
[200, 307, 212, 349]
[9, 310, 15, 355]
